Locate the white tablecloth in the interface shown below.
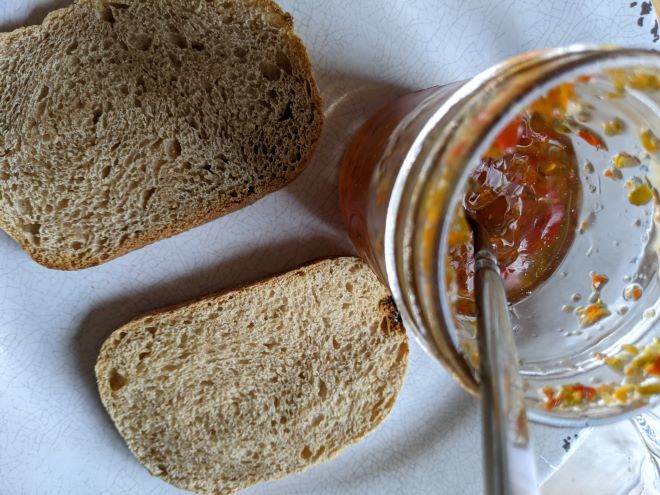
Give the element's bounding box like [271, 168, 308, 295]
[0, 1, 655, 494]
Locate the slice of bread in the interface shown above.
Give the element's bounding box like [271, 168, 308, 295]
[95, 257, 409, 495]
[0, 0, 323, 269]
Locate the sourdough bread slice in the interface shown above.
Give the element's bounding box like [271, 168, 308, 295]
[95, 257, 409, 495]
[0, 0, 323, 269]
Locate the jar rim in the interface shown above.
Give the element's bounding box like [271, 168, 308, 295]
[386, 44, 660, 425]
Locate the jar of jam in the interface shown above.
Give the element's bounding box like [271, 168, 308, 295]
[339, 46, 660, 424]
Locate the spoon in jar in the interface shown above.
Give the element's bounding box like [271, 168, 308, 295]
[467, 214, 541, 495]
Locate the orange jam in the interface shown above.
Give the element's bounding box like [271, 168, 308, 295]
[448, 105, 581, 315]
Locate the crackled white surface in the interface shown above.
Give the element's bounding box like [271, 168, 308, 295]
[0, 1, 655, 495]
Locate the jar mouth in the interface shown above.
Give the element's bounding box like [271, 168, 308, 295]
[394, 45, 660, 426]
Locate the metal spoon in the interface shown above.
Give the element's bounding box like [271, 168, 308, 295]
[467, 215, 541, 495]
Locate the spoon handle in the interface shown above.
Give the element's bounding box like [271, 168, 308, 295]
[474, 248, 541, 495]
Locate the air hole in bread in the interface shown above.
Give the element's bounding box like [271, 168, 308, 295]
[56, 198, 69, 211]
[33, 100, 46, 118]
[97, 7, 115, 24]
[101, 165, 112, 178]
[311, 446, 326, 461]
[191, 41, 205, 51]
[71, 241, 83, 250]
[164, 138, 181, 158]
[169, 33, 188, 49]
[310, 414, 324, 427]
[64, 40, 78, 55]
[142, 188, 156, 207]
[300, 446, 312, 460]
[345, 282, 353, 293]
[20, 223, 40, 235]
[146, 326, 157, 336]
[278, 102, 292, 122]
[37, 85, 50, 100]
[275, 50, 292, 74]
[131, 33, 153, 51]
[379, 317, 389, 333]
[92, 108, 103, 126]
[168, 52, 182, 69]
[17, 198, 33, 215]
[260, 61, 280, 81]
[109, 369, 127, 391]
[370, 399, 385, 421]
[349, 263, 361, 273]
[318, 379, 328, 400]
[234, 46, 247, 59]
[108, 2, 129, 8]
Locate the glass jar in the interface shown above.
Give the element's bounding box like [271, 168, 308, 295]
[339, 45, 660, 426]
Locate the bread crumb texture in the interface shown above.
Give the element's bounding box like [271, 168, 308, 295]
[0, 0, 323, 269]
[96, 257, 409, 495]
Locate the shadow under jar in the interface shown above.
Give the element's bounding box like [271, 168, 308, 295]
[339, 45, 660, 427]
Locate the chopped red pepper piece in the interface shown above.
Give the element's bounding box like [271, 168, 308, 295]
[591, 273, 609, 291]
[494, 115, 522, 153]
[645, 356, 660, 376]
[577, 128, 608, 150]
